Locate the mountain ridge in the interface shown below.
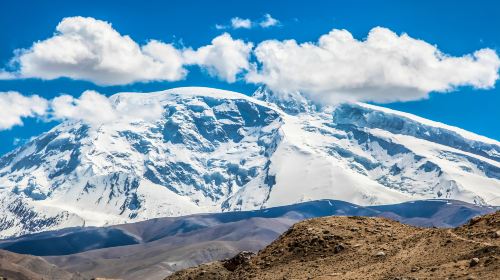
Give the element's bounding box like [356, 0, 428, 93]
[0, 86, 499, 238]
[167, 210, 500, 280]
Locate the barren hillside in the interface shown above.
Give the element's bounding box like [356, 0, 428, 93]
[167, 212, 500, 280]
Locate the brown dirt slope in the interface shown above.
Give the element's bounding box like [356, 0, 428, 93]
[0, 249, 84, 280]
[167, 211, 500, 280]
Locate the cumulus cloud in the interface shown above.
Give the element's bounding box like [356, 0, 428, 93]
[51, 91, 117, 124]
[246, 27, 500, 103]
[0, 90, 164, 130]
[50, 90, 163, 125]
[2, 18, 498, 104]
[231, 17, 252, 29]
[184, 33, 253, 82]
[0, 91, 49, 130]
[11, 16, 187, 85]
[3, 16, 254, 85]
[259, 14, 279, 28]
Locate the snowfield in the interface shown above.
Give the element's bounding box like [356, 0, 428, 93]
[0, 86, 499, 238]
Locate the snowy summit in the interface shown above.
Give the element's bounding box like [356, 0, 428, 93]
[0, 86, 499, 238]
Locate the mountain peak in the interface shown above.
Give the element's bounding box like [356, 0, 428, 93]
[0, 87, 499, 238]
[251, 86, 318, 114]
[111, 87, 252, 103]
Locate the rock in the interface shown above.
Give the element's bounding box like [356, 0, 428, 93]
[484, 256, 497, 266]
[333, 244, 345, 254]
[375, 251, 386, 257]
[468, 217, 481, 226]
[493, 231, 500, 238]
[222, 251, 255, 271]
[469, 257, 480, 267]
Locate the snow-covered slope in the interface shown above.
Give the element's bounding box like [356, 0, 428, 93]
[0, 86, 499, 238]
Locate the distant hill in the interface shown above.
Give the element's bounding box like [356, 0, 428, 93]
[0, 249, 83, 280]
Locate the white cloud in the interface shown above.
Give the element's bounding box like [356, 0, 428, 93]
[0, 91, 48, 130]
[247, 27, 500, 103]
[259, 14, 279, 28]
[12, 138, 21, 146]
[215, 24, 227, 30]
[11, 16, 187, 85]
[0, 90, 164, 130]
[184, 33, 253, 83]
[51, 91, 117, 124]
[0, 70, 15, 80]
[12, 136, 35, 146]
[231, 17, 252, 29]
[4, 16, 255, 85]
[216, 14, 280, 30]
[2, 18, 498, 104]
[111, 93, 164, 122]
[50, 90, 163, 125]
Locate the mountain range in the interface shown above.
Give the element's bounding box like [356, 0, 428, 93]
[0, 86, 499, 238]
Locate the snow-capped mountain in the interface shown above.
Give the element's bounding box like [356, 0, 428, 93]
[0, 87, 499, 238]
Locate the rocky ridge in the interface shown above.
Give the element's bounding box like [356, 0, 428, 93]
[167, 211, 500, 280]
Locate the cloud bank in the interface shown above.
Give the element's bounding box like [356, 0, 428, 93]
[0, 92, 48, 130]
[4, 17, 252, 85]
[0, 17, 498, 104]
[51, 90, 164, 125]
[0, 90, 164, 130]
[246, 27, 500, 103]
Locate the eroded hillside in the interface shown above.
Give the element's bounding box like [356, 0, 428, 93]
[167, 211, 500, 280]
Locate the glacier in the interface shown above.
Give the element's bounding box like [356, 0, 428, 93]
[0, 86, 499, 238]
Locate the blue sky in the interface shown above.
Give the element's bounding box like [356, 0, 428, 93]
[0, 0, 499, 155]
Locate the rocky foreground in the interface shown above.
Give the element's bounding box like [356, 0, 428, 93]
[167, 211, 500, 280]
